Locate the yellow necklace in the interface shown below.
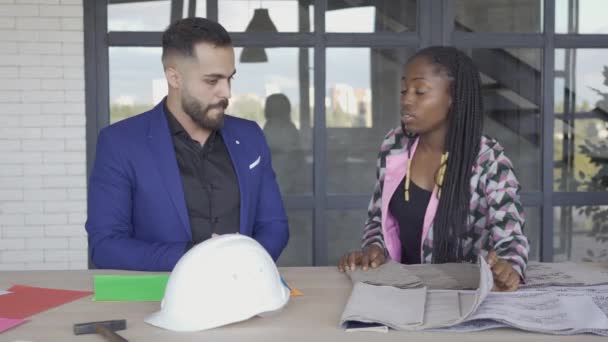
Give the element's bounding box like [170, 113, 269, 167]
[404, 151, 449, 202]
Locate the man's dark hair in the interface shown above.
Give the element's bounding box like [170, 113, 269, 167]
[406, 46, 484, 264]
[161, 17, 232, 64]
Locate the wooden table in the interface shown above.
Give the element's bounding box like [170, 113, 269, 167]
[1, 267, 605, 341]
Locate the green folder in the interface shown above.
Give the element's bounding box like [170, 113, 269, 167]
[93, 274, 169, 301]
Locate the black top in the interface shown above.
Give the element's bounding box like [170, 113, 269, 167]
[164, 104, 240, 247]
[388, 176, 432, 264]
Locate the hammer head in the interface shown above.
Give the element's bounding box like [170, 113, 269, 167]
[73, 319, 127, 335]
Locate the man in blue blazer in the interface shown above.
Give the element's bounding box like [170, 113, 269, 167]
[86, 18, 289, 271]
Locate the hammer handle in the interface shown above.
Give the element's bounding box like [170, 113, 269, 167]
[96, 324, 129, 342]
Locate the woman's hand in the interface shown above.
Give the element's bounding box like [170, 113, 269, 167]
[487, 250, 520, 292]
[338, 244, 386, 272]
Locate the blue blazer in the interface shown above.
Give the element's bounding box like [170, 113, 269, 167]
[86, 101, 289, 271]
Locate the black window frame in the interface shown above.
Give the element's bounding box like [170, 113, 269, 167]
[84, 0, 608, 266]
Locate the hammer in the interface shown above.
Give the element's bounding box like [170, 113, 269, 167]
[73, 319, 128, 342]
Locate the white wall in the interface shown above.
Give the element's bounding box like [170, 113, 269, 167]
[0, 0, 87, 270]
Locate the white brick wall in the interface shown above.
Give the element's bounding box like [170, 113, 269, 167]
[0, 0, 86, 270]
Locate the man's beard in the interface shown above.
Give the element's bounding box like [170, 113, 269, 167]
[181, 92, 229, 130]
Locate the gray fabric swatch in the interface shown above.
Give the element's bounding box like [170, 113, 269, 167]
[340, 283, 426, 330]
[347, 260, 480, 290]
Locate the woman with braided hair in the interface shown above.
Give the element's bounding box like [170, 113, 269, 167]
[337, 46, 529, 292]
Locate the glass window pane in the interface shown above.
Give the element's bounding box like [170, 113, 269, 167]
[524, 207, 541, 261]
[219, 0, 314, 32]
[229, 47, 313, 195]
[554, 205, 608, 262]
[327, 209, 366, 266]
[326, 48, 413, 194]
[468, 48, 542, 191]
[456, 0, 543, 33]
[109, 47, 164, 124]
[277, 210, 312, 266]
[556, 0, 608, 34]
[554, 49, 608, 192]
[108, 0, 171, 32]
[194, 0, 206, 17]
[326, 0, 417, 33]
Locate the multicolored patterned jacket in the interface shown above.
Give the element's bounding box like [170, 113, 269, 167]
[361, 125, 529, 278]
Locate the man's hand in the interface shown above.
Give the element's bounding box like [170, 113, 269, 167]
[338, 244, 386, 272]
[487, 250, 520, 292]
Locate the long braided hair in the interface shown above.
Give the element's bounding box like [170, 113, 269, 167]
[406, 46, 484, 263]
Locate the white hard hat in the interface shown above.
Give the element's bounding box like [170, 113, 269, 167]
[144, 234, 290, 332]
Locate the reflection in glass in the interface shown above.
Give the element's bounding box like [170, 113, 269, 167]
[108, 0, 171, 32]
[219, 0, 314, 32]
[554, 206, 608, 262]
[327, 210, 366, 265]
[109, 47, 164, 123]
[276, 210, 312, 266]
[229, 47, 313, 195]
[469, 48, 542, 191]
[455, 0, 543, 33]
[326, 0, 416, 33]
[556, 0, 608, 34]
[326, 48, 411, 194]
[554, 49, 608, 192]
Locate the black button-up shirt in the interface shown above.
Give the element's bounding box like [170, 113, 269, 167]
[164, 104, 240, 245]
[388, 176, 432, 264]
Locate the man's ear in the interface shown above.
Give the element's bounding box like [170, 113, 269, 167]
[165, 65, 181, 90]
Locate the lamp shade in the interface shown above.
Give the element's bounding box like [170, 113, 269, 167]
[240, 8, 277, 63]
[240, 47, 268, 63]
[244, 8, 278, 33]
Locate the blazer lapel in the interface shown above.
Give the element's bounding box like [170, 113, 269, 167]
[147, 102, 191, 237]
[220, 119, 249, 235]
